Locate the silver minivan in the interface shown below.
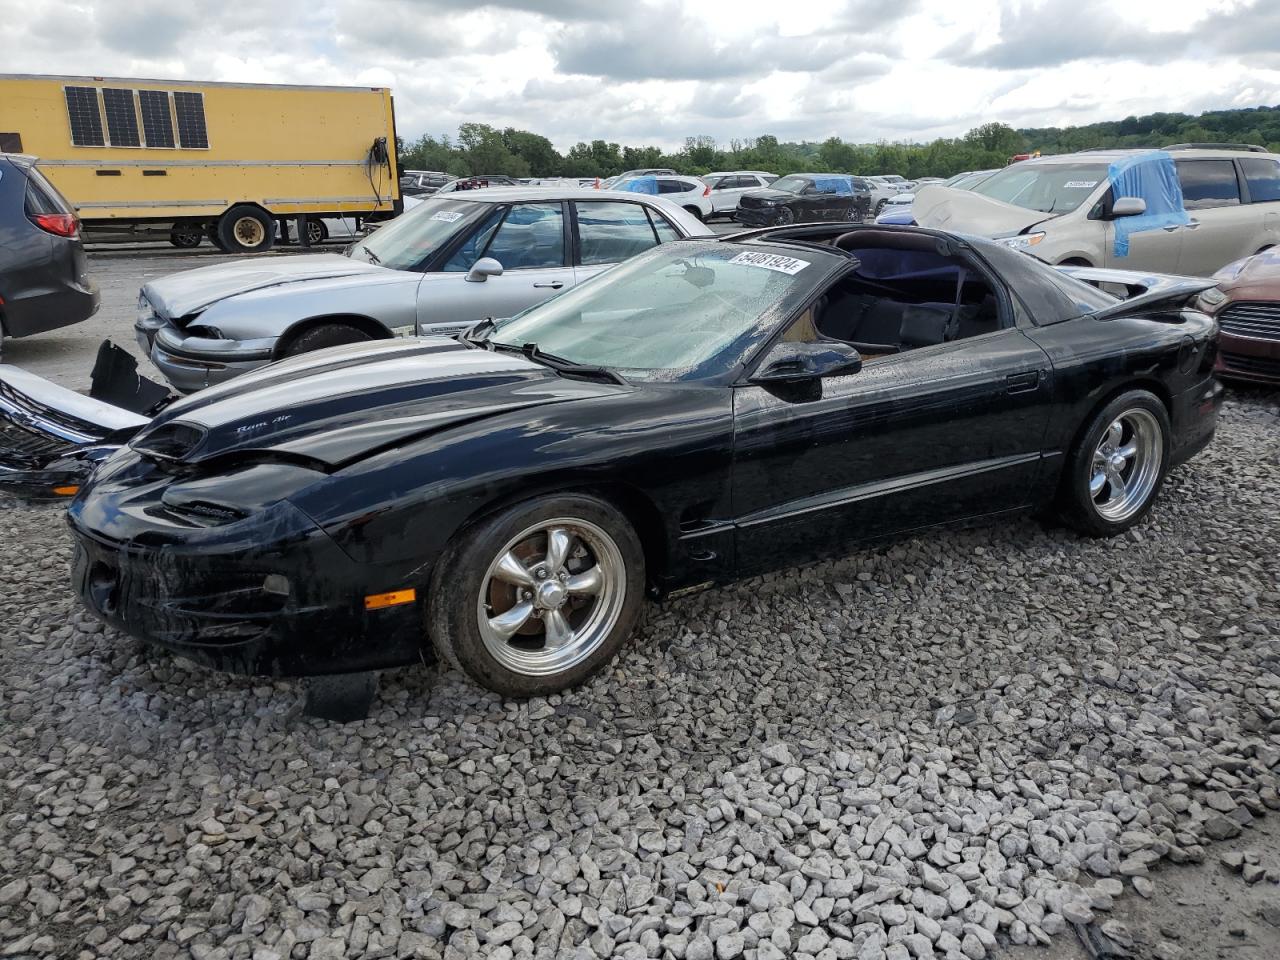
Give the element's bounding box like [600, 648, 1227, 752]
[913, 146, 1280, 276]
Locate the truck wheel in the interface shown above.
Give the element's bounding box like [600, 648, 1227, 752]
[205, 224, 228, 252]
[281, 323, 372, 358]
[169, 225, 203, 248]
[217, 205, 275, 254]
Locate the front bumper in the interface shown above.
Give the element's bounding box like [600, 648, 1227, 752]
[68, 457, 428, 677]
[734, 206, 785, 227]
[144, 323, 277, 393]
[1215, 331, 1280, 386]
[1170, 377, 1224, 468]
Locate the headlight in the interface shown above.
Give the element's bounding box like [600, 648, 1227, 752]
[998, 232, 1046, 251]
[136, 294, 154, 326]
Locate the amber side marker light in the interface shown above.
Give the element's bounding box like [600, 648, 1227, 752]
[52, 485, 80, 496]
[365, 588, 417, 611]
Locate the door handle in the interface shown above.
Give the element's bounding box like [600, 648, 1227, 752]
[1162, 224, 1181, 232]
[1006, 370, 1042, 394]
[1184, 219, 1201, 230]
[533, 281, 564, 289]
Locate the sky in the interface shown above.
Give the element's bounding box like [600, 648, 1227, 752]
[3, 0, 1279, 150]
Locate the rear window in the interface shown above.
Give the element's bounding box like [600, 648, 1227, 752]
[23, 166, 73, 216]
[1241, 157, 1280, 203]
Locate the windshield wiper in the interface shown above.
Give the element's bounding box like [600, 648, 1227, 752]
[361, 247, 381, 265]
[492, 341, 627, 385]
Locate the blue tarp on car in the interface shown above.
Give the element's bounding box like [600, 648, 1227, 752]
[1107, 151, 1190, 258]
[620, 177, 659, 195]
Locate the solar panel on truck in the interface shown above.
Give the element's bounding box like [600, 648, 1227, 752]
[64, 86, 104, 147]
[102, 88, 140, 147]
[173, 91, 208, 149]
[138, 90, 175, 148]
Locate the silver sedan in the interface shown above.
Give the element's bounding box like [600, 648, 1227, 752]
[135, 188, 713, 393]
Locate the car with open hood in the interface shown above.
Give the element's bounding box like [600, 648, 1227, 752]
[133, 187, 712, 393]
[913, 146, 1280, 276]
[1, 223, 1223, 701]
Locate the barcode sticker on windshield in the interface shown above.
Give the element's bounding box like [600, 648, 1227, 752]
[729, 252, 810, 275]
[1064, 181, 1098, 189]
[430, 211, 464, 222]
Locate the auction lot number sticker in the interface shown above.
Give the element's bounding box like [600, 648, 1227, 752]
[729, 252, 810, 275]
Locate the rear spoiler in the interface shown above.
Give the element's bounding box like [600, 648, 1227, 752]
[1057, 266, 1219, 320]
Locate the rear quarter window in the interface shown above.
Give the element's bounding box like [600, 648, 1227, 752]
[23, 167, 73, 216]
[1241, 157, 1280, 203]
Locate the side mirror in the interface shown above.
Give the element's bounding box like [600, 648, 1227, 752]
[465, 257, 504, 282]
[751, 341, 863, 384]
[1111, 196, 1147, 218]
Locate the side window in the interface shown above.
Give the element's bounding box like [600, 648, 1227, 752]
[648, 209, 681, 243]
[1241, 158, 1280, 203]
[442, 206, 505, 272]
[575, 201, 659, 265]
[482, 202, 566, 270]
[656, 179, 684, 195]
[1175, 160, 1241, 209]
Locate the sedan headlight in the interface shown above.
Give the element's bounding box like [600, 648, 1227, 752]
[998, 232, 1046, 251]
[136, 294, 154, 326]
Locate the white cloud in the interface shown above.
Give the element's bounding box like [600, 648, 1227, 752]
[0, 0, 1277, 149]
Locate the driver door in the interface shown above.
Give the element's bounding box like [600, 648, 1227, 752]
[416, 201, 573, 335]
[731, 297, 1053, 573]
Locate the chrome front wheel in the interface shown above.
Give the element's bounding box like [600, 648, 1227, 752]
[476, 518, 627, 677]
[1088, 409, 1163, 523]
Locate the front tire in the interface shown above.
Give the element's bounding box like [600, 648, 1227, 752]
[217, 205, 275, 254]
[281, 323, 373, 357]
[1058, 390, 1170, 537]
[428, 494, 646, 697]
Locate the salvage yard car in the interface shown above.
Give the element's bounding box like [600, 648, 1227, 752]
[1205, 246, 1280, 385]
[913, 145, 1280, 275]
[132, 187, 712, 392]
[4, 224, 1222, 698]
[735, 174, 872, 226]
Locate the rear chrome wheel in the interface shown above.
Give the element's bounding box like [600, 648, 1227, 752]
[429, 494, 645, 696]
[1088, 409, 1162, 523]
[1059, 390, 1170, 537]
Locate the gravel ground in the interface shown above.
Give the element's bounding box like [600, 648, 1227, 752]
[1, 389, 1278, 960]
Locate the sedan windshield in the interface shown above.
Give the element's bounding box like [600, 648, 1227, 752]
[490, 244, 823, 380]
[769, 175, 809, 194]
[970, 162, 1109, 214]
[348, 198, 491, 270]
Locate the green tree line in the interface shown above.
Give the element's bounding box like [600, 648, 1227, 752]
[398, 106, 1280, 181]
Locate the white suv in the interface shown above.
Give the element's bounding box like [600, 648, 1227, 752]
[702, 171, 778, 218]
[616, 175, 715, 221]
[913, 145, 1280, 276]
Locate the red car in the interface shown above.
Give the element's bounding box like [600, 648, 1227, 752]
[1210, 248, 1280, 386]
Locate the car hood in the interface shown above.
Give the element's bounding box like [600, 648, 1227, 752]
[911, 184, 1052, 236]
[142, 253, 397, 320]
[133, 338, 627, 468]
[742, 188, 800, 203]
[1213, 247, 1280, 300]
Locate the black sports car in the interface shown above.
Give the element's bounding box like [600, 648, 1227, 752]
[11, 224, 1222, 698]
[735, 174, 873, 227]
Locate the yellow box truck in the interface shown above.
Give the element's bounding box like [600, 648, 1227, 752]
[0, 74, 399, 253]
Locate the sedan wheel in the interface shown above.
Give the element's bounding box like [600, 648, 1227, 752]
[775, 207, 795, 225]
[1060, 390, 1170, 537]
[429, 494, 645, 696]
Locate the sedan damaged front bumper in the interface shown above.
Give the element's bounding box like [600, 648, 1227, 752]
[147, 324, 278, 394]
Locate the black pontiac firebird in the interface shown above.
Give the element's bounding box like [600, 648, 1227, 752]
[50, 224, 1222, 697]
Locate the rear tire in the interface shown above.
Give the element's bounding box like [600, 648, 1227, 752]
[169, 225, 202, 248]
[281, 323, 373, 357]
[683, 205, 705, 222]
[428, 493, 646, 697]
[1058, 390, 1170, 537]
[306, 219, 329, 245]
[217, 205, 275, 254]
